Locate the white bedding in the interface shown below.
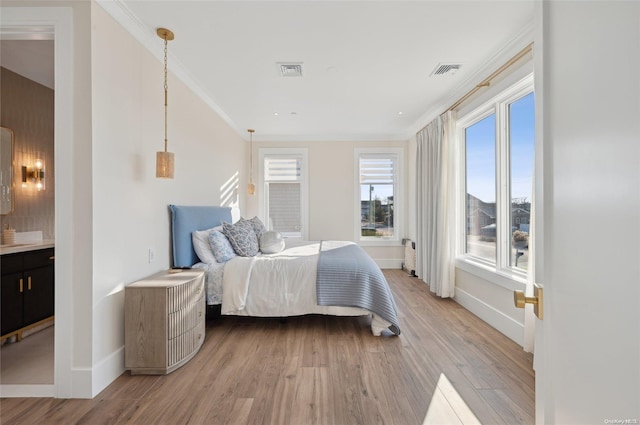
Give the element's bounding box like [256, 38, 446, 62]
[197, 240, 392, 335]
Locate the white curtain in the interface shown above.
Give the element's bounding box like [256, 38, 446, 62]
[415, 111, 456, 298]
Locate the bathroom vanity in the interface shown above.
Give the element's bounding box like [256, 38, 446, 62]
[1, 242, 55, 341]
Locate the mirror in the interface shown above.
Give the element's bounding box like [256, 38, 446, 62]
[0, 126, 14, 215]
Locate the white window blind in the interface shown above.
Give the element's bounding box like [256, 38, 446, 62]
[360, 156, 395, 185]
[264, 157, 301, 182]
[261, 151, 307, 239]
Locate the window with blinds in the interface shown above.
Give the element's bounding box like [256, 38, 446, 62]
[261, 151, 307, 239]
[358, 152, 399, 241]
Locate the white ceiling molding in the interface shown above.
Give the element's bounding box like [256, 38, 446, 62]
[409, 21, 535, 137]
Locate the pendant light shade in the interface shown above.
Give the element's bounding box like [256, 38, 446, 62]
[156, 27, 175, 179]
[156, 151, 174, 179]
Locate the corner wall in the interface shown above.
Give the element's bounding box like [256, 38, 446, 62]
[89, 4, 246, 396]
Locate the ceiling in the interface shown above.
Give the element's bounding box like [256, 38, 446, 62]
[0, 40, 55, 89]
[3, 1, 535, 142]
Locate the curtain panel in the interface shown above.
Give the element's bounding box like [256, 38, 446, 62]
[415, 111, 456, 298]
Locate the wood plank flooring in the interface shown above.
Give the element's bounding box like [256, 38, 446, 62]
[0, 270, 534, 425]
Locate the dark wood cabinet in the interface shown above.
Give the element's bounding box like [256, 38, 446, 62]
[1, 247, 54, 338]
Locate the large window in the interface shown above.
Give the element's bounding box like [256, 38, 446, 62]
[259, 149, 308, 239]
[355, 148, 403, 244]
[459, 76, 534, 275]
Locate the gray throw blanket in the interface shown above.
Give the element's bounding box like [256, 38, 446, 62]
[316, 241, 401, 335]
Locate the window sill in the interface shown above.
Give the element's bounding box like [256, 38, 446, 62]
[358, 239, 403, 247]
[455, 256, 527, 291]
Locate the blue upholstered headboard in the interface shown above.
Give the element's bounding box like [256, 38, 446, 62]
[169, 205, 232, 267]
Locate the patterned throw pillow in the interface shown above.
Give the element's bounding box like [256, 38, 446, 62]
[222, 220, 259, 257]
[245, 216, 266, 239]
[191, 226, 222, 264]
[208, 230, 237, 263]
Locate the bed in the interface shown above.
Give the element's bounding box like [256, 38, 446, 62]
[169, 204, 401, 336]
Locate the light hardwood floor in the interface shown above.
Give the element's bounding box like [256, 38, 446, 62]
[0, 270, 534, 425]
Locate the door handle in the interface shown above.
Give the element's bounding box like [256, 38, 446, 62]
[513, 285, 543, 320]
[28, 276, 32, 290]
[19, 278, 23, 293]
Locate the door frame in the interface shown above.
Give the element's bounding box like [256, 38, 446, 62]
[0, 7, 74, 398]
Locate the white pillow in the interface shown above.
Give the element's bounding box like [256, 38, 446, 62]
[191, 225, 222, 264]
[260, 230, 285, 254]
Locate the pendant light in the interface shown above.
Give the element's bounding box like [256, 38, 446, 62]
[156, 28, 175, 179]
[247, 129, 255, 195]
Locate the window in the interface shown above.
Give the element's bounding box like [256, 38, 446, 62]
[259, 149, 308, 239]
[459, 75, 534, 275]
[355, 148, 403, 245]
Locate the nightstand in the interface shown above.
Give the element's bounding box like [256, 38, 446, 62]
[124, 269, 205, 375]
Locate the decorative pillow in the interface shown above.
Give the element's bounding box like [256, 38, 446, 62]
[245, 216, 266, 239]
[222, 220, 259, 257]
[208, 230, 237, 263]
[259, 230, 285, 254]
[191, 226, 222, 264]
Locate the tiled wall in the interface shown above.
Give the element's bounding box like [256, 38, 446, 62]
[0, 67, 55, 240]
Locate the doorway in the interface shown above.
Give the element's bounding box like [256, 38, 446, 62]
[1, 7, 75, 398]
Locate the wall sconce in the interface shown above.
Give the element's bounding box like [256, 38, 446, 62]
[22, 159, 45, 191]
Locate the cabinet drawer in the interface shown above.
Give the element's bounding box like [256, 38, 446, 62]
[23, 248, 55, 269]
[167, 276, 203, 313]
[168, 292, 205, 339]
[1, 253, 23, 275]
[167, 317, 205, 368]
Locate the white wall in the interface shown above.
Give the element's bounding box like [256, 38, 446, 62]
[1, 1, 246, 398]
[89, 4, 246, 396]
[537, 2, 640, 423]
[245, 140, 407, 267]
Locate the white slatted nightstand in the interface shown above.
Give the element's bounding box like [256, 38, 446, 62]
[124, 269, 205, 375]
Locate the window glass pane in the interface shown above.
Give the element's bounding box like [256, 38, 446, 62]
[465, 113, 496, 262]
[509, 92, 535, 270]
[360, 156, 395, 238]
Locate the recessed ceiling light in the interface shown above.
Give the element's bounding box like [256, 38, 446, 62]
[398, 111, 404, 115]
[273, 112, 279, 116]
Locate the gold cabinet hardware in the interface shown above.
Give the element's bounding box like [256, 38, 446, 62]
[28, 276, 32, 290]
[513, 286, 543, 320]
[49, 256, 55, 260]
[19, 278, 23, 293]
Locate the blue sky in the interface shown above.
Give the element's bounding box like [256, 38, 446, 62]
[466, 92, 534, 203]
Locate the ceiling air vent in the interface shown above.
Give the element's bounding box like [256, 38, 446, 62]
[430, 63, 463, 77]
[277, 62, 303, 77]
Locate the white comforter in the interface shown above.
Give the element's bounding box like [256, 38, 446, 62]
[219, 241, 391, 335]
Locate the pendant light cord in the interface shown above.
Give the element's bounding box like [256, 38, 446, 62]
[163, 37, 169, 153]
[249, 130, 253, 182]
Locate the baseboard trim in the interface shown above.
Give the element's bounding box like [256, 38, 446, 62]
[91, 346, 125, 397]
[0, 384, 54, 398]
[453, 287, 524, 346]
[376, 259, 403, 269]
